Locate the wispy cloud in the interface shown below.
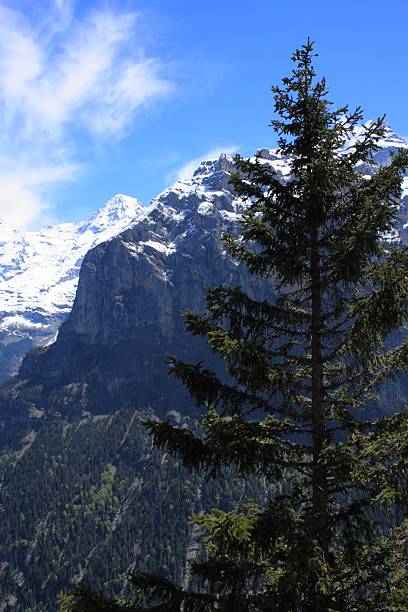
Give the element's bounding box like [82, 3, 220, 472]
[174, 146, 239, 182]
[0, 1, 173, 228]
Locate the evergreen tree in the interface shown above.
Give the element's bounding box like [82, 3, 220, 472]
[61, 40, 408, 611]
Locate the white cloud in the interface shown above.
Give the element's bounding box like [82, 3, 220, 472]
[175, 146, 239, 182]
[0, 2, 173, 228]
[0, 159, 79, 227]
[0, 177, 54, 228]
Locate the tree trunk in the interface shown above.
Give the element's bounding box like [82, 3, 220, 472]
[310, 225, 328, 609]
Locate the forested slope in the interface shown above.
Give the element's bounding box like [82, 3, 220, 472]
[0, 407, 268, 611]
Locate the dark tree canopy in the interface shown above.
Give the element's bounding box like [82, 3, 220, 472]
[61, 40, 408, 612]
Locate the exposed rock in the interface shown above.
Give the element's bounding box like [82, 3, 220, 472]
[0, 195, 148, 381]
[1, 133, 407, 447]
[4, 156, 267, 433]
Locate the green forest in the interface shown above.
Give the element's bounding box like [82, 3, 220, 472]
[0, 406, 270, 610]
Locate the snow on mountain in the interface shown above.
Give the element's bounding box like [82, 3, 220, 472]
[126, 126, 407, 267]
[0, 124, 407, 382]
[345, 122, 408, 177]
[8, 128, 407, 420]
[0, 194, 148, 378]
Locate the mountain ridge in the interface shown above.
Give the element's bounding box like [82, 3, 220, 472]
[0, 128, 407, 449]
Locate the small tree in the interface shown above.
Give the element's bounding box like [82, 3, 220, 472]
[61, 40, 408, 611]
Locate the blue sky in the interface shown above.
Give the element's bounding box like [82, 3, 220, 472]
[0, 0, 407, 228]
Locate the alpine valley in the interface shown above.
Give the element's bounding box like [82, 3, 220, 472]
[0, 126, 407, 610]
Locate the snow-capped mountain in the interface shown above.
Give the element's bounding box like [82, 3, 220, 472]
[0, 123, 406, 612]
[0, 194, 148, 379]
[0, 125, 402, 425]
[0, 123, 407, 385]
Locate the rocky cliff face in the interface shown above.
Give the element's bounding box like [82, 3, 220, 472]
[1, 127, 408, 446]
[0, 195, 148, 382]
[10, 155, 270, 426]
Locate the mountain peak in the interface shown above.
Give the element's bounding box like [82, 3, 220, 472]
[84, 194, 145, 230]
[0, 192, 150, 379]
[191, 153, 234, 178]
[378, 122, 408, 149]
[347, 120, 408, 151]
